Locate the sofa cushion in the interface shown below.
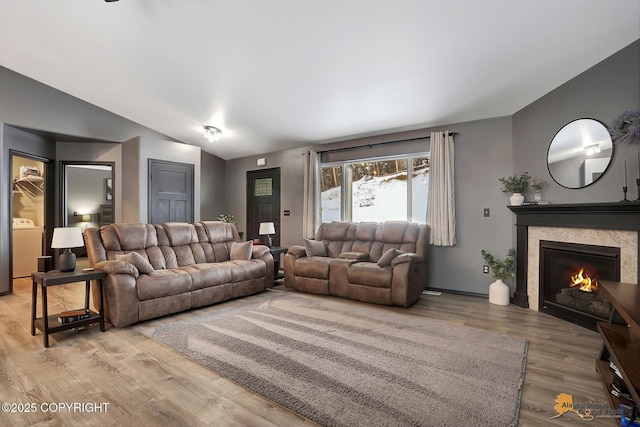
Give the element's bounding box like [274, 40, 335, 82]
[339, 251, 369, 261]
[377, 248, 405, 267]
[116, 252, 154, 274]
[304, 238, 326, 257]
[224, 260, 266, 282]
[136, 269, 192, 300]
[179, 263, 232, 290]
[231, 241, 252, 261]
[294, 256, 331, 279]
[347, 262, 392, 288]
[163, 222, 197, 246]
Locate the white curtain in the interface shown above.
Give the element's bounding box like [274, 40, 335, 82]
[426, 131, 456, 246]
[303, 149, 321, 238]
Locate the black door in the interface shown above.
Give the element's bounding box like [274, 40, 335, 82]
[148, 159, 194, 224]
[246, 168, 280, 246]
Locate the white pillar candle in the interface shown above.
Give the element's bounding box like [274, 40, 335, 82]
[623, 160, 627, 187]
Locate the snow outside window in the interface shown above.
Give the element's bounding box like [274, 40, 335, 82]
[320, 155, 429, 224]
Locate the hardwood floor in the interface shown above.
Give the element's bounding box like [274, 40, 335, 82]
[0, 278, 617, 426]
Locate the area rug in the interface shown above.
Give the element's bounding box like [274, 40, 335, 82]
[139, 291, 528, 427]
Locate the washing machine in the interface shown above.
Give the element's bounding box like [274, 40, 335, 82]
[13, 218, 44, 278]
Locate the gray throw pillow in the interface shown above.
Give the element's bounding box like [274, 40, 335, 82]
[116, 252, 154, 274]
[230, 241, 253, 261]
[377, 248, 405, 267]
[304, 238, 326, 257]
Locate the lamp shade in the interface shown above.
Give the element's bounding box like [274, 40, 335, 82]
[259, 222, 275, 235]
[81, 214, 91, 222]
[51, 227, 84, 249]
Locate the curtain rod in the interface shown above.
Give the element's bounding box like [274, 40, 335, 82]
[318, 132, 457, 155]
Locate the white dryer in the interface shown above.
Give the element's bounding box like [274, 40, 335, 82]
[13, 218, 43, 278]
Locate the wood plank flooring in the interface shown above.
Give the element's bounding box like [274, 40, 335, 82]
[0, 278, 617, 426]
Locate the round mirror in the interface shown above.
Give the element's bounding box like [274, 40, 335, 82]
[547, 118, 614, 189]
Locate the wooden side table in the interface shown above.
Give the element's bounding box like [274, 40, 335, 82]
[269, 246, 288, 281]
[31, 269, 106, 348]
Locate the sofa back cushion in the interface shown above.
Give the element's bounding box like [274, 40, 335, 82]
[312, 221, 429, 263]
[85, 221, 243, 270]
[97, 223, 167, 269]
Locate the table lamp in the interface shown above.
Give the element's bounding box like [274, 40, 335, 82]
[259, 222, 275, 248]
[51, 227, 84, 272]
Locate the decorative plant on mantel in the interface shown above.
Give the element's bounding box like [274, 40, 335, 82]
[481, 248, 516, 281]
[217, 213, 235, 224]
[608, 110, 640, 145]
[498, 173, 530, 194]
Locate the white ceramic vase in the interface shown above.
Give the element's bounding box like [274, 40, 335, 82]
[509, 192, 525, 206]
[489, 279, 510, 305]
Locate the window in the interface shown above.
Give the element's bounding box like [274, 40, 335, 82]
[321, 154, 429, 223]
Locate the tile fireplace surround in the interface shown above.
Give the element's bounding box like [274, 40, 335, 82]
[508, 202, 640, 310]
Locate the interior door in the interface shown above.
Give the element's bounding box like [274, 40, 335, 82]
[148, 159, 194, 224]
[246, 168, 280, 246]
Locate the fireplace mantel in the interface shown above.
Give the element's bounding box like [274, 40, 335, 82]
[508, 202, 640, 308]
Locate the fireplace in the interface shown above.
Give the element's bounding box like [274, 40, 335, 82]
[539, 240, 620, 330]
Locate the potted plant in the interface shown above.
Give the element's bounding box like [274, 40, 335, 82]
[529, 177, 545, 203]
[498, 173, 530, 205]
[217, 213, 235, 224]
[481, 248, 516, 305]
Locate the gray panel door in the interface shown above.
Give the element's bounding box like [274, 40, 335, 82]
[148, 159, 194, 224]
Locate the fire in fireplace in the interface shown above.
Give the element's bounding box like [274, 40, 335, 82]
[539, 241, 620, 330]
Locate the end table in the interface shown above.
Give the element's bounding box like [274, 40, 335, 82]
[269, 246, 288, 282]
[31, 269, 106, 348]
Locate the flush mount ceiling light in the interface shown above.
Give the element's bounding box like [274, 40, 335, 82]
[203, 125, 222, 142]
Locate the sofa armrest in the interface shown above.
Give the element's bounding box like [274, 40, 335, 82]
[94, 260, 140, 279]
[251, 245, 270, 259]
[391, 253, 423, 266]
[286, 245, 307, 259]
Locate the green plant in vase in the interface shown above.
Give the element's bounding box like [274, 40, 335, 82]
[217, 213, 235, 224]
[498, 172, 530, 205]
[481, 248, 516, 305]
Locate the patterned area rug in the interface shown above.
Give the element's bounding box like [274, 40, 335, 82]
[139, 291, 528, 427]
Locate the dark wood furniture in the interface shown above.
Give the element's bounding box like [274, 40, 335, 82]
[31, 269, 106, 348]
[269, 246, 288, 281]
[596, 280, 640, 424]
[99, 203, 113, 226]
[508, 202, 640, 308]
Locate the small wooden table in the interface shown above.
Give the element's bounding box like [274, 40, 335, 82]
[31, 269, 106, 348]
[269, 246, 288, 281]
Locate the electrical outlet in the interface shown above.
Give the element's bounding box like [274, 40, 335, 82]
[483, 265, 490, 274]
[483, 208, 490, 217]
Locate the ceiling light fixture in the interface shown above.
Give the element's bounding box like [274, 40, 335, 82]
[203, 125, 222, 142]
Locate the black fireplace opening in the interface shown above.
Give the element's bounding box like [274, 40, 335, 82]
[540, 240, 620, 330]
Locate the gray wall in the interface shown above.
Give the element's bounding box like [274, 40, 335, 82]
[0, 65, 226, 295]
[225, 117, 514, 295]
[201, 150, 228, 221]
[224, 40, 639, 297]
[513, 40, 640, 204]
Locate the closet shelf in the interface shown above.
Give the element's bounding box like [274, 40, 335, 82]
[14, 176, 44, 192]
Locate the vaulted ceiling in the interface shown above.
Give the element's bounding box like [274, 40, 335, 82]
[1, 1, 638, 159]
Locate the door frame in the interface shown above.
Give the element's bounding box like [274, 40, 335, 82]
[246, 167, 281, 246]
[60, 161, 115, 227]
[8, 150, 54, 292]
[148, 158, 194, 224]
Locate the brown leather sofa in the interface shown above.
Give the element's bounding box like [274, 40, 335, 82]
[284, 221, 429, 307]
[84, 221, 274, 327]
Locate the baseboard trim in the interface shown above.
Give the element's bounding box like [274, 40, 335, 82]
[424, 288, 488, 298]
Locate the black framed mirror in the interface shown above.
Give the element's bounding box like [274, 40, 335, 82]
[547, 118, 614, 189]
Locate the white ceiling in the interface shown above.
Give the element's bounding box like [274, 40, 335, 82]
[1, 1, 638, 160]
